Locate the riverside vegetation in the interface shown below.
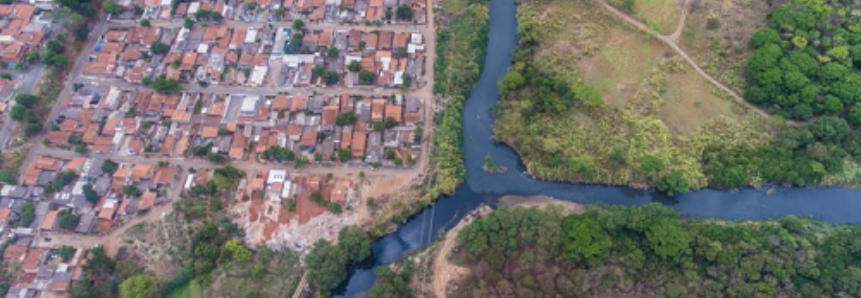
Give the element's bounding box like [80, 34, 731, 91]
[302, 0, 491, 295]
[493, 0, 861, 195]
[432, 0, 490, 195]
[443, 204, 861, 297]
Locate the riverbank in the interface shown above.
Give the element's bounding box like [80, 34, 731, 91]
[429, 196, 583, 298]
[437, 203, 861, 298]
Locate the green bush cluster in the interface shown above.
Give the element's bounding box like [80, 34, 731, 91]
[9, 94, 44, 137]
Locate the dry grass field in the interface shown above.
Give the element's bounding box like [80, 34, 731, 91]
[493, 0, 768, 188]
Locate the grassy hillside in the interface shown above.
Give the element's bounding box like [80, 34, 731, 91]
[494, 0, 768, 192]
[448, 204, 861, 297]
[494, 0, 861, 193]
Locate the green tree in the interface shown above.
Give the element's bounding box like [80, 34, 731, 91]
[575, 84, 603, 108]
[151, 77, 182, 93]
[638, 154, 665, 175]
[292, 19, 305, 31]
[394, 47, 408, 58]
[368, 266, 413, 298]
[58, 246, 75, 261]
[103, 0, 121, 14]
[337, 148, 352, 162]
[14, 94, 37, 108]
[848, 103, 861, 126]
[749, 28, 782, 48]
[9, 105, 26, 121]
[149, 41, 170, 55]
[793, 103, 813, 120]
[184, 18, 194, 29]
[312, 65, 326, 77]
[327, 47, 339, 58]
[396, 4, 413, 20]
[359, 69, 376, 85]
[101, 159, 118, 174]
[646, 218, 691, 264]
[336, 111, 358, 125]
[119, 274, 156, 298]
[499, 70, 525, 94]
[140, 18, 150, 27]
[384, 116, 398, 129]
[83, 184, 99, 205]
[323, 71, 340, 86]
[561, 214, 612, 267]
[656, 171, 690, 197]
[329, 202, 343, 214]
[348, 60, 361, 72]
[401, 72, 412, 89]
[305, 240, 348, 296]
[286, 34, 304, 54]
[57, 210, 80, 230]
[338, 226, 371, 262]
[122, 185, 142, 197]
[19, 202, 35, 227]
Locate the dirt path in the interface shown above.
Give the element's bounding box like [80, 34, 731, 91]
[667, 0, 691, 42]
[594, 0, 794, 126]
[432, 205, 491, 298]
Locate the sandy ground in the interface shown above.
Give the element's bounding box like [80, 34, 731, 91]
[432, 204, 491, 298]
[431, 196, 585, 298]
[354, 173, 418, 225]
[497, 195, 585, 215]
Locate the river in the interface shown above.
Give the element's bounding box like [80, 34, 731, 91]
[333, 0, 861, 296]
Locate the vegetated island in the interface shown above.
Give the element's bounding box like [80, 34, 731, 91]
[483, 154, 508, 174]
[369, 200, 861, 298]
[493, 0, 861, 196]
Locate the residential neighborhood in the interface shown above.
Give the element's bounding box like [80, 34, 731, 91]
[2, 155, 179, 297]
[45, 87, 424, 166]
[0, 0, 435, 296]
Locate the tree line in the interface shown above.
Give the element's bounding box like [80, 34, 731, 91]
[448, 204, 861, 297]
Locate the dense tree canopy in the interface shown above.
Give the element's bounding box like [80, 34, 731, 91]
[746, 0, 861, 122]
[560, 213, 611, 266]
[118, 274, 156, 298]
[440, 204, 861, 298]
[305, 240, 348, 296]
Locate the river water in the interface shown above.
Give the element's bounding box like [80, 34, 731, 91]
[333, 0, 861, 296]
